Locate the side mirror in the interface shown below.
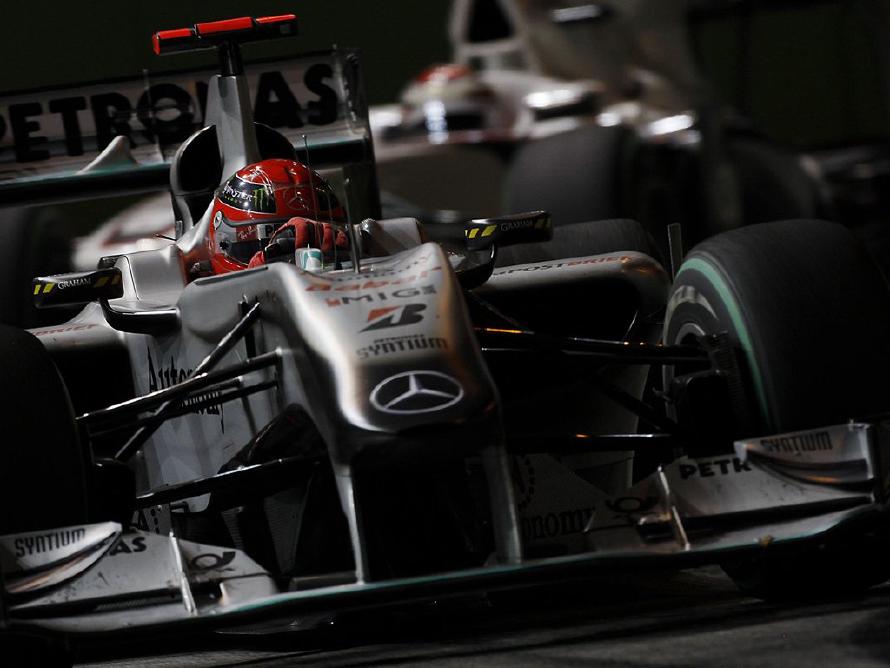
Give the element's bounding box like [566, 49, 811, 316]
[464, 211, 552, 251]
[32, 268, 123, 309]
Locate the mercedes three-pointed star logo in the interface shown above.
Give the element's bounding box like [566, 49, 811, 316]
[369, 370, 464, 415]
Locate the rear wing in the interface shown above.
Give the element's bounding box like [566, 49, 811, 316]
[0, 48, 380, 220]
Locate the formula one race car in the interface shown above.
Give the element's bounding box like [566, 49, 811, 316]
[3, 13, 890, 653]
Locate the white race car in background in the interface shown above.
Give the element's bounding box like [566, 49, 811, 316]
[67, 0, 835, 279]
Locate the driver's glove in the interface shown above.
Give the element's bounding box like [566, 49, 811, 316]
[248, 217, 348, 268]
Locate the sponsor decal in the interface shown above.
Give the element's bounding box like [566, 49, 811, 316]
[666, 285, 717, 319]
[32, 273, 121, 298]
[31, 323, 97, 337]
[14, 527, 86, 558]
[678, 457, 751, 480]
[760, 431, 833, 454]
[146, 346, 224, 430]
[511, 455, 536, 512]
[132, 506, 170, 535]
[360, 304, 427, 332]
[108, 536, 147, 556]
[304, 266, 442, 292]
[236, 225, 259, 241]
[499, 218, 544, 232]
[356, 333, 447, 358]
[324, 285, 437, 307]
[369, 370, 463, 415]
[605, 495, 660, 514]
[57, 276, 91, 290]
[213, 210, 223, 229]
[190, 551, 237, 572]
[465, 213, 550, 241]
[521, 507, 596, 542]
[0, 64, 338, 165]
[492, 256, 628, 276]
[219, 180, 277, 214]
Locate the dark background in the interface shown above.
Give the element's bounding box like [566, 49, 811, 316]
[0, 2, 451, 107]
[694, 0, 890, 147]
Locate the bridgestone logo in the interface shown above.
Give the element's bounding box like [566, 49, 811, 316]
[760, 431, 833, 453]
[15, 528, 87, 557]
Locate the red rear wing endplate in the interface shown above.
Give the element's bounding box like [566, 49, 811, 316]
[152, 14, 298, 56]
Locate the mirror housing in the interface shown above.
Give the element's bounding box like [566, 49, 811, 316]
[465, 211, 552, 250]
[33, 268, 124, 309]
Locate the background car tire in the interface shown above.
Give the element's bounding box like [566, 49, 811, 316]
[504, 126, 630, 228]
[664, 219, 890, 598]
[0, 326, 89, 535]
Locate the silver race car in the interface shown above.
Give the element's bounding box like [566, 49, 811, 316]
[2, 13, 890, 652]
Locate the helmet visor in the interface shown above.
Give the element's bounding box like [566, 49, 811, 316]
[218, 177, 345, 222]
[214, 213, 288, 265]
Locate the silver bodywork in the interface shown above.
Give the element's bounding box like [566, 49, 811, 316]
[5, 20, 889, 638]
[15, 233, 890, 633]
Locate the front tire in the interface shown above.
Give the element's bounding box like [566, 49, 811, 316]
[0, 326, 88, 534]
[665, 219, 890, 436]
[664, 219, 890, 598]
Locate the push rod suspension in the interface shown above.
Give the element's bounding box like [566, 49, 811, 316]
[112, 350, 279, 461]
[90, 380, 277, 437]
[80, 350, 279, 427]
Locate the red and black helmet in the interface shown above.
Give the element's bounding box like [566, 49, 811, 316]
[208, 159, 345, 273]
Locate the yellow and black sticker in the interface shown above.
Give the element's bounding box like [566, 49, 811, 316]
[33, 282, 55, 295]
[465, 225, 498, 239]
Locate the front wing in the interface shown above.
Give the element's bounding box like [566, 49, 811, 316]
[3, 420, 889, 636]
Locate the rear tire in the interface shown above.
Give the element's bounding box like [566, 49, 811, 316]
[664, 219, 890, 598]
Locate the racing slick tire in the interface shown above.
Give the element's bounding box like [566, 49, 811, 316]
[663, 219, 890, 599]
[0, 325, 89, 535]
[504, 125, 629, 227]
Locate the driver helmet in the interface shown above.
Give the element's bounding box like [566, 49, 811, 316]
[208, 159, 345, 273]
[395, 64, 515, 140]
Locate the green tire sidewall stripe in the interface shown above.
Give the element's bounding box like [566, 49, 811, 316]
[675, 257, 772, 427]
